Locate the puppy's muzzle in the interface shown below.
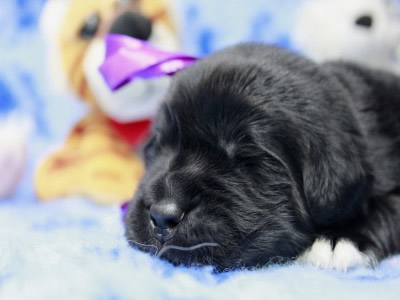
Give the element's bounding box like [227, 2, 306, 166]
[150, 200, 184, 242]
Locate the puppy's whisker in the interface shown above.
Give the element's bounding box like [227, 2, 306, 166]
[127, 239, 159, 254]
[157, 242, 220, 258]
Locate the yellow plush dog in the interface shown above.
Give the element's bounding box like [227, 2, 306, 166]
[38, 0, 180, 204]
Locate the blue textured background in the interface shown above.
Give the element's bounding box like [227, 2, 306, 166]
[175, 0, 301, 56]
[0, 1, 400, 299]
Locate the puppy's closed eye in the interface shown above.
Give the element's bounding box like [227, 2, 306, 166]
[143, 135, 159, 166]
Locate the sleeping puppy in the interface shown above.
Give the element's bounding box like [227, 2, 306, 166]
[124, 43, 400, 271]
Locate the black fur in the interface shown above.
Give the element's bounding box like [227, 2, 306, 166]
[124, 43, 400, 271]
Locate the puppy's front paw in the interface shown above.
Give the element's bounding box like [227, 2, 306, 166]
[297, 238, 333, 268]
[331, 239, 376, 271]
[297, 238, 376, 271]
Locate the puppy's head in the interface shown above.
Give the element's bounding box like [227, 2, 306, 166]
[125, 44, 369, 270]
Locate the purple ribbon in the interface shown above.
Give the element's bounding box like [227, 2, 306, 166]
[121, 201, 130, 221]
[99, 34, 198, 91]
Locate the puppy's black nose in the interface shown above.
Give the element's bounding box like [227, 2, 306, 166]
[109, 11, 152, 40]
[150, 201, 184, 230]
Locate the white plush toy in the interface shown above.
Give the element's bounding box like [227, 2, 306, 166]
[0, 115, 31, 199]
[292, 0, 400, 73]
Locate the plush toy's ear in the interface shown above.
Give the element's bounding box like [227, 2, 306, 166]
[302, 62, 400, 227]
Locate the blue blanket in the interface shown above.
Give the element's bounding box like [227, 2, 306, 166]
[1, 200, 400, 299]
[0, 1, 399, 299]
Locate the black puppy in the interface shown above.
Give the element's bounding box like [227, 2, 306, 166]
[125, 43, 400, 271]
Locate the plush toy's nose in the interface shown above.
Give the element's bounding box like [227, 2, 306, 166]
[110, 11, 152, 40]
[355, 15, 373, 28]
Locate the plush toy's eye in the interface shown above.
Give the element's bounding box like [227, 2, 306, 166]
[79, 13, 101, 40]
[355, 15, 373, 28]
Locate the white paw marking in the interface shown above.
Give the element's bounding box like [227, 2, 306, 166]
[297, 238, 376, 271]
[297, 238, 333, 269]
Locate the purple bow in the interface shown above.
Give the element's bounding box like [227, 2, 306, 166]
[121, 201, 130, 221]
[99, 34, 198, 91]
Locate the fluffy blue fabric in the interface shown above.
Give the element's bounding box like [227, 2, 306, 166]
[175, 0, 301, 56]
[1, 200, 400, 299]
[0, 1, 400, 299]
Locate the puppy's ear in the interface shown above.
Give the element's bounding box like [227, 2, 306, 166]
[302, 140, 369, 227]
[263, 126, 368, 228]
[304, 62, 400, 227]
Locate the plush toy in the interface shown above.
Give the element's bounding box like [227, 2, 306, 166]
[0, 114, 31, 199]
[37, 0, 180, 204]
[292, 0, 400, 73]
